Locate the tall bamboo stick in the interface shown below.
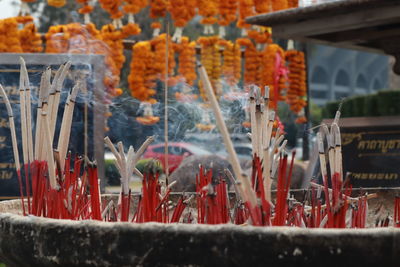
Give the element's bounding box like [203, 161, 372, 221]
[198, 62, 257, 207]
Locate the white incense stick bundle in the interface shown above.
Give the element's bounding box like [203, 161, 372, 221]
[321, 124, 334, 179]
[332, 123, 343, 182]
[34, 72, 47, 160]
[198, 63, 257, 207]
[42, 111, 57, 189]
[50, 62, 71, 140]
[19, 63, 28, 166]
[0, 85, 20, 171]
[249, 88, 258, 156]
[57, 82, 81, 171]
[19, 57, 33, 163]
[37, 68, 52, 161]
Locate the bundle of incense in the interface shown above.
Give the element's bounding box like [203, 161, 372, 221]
[104, 136, 154, 221]
[0, 85, 25, 215]
[19, 58, 34, 212]
[34, 68, 51, 161]
[57, 82, 81, 171]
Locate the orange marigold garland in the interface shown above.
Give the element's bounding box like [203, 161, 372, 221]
[261, 43, 287, 109]
[198, 36, 221, 100]
[219, 39, 241, 88]
[76, 0, 94, 24]
[169, 0, 196, 42]
[129, 41, 157, 103]
[150, 0, 169, 36]
[47, 0, 66, 8]
[19, 23, 43, 53]
[174, 37, 197, 86]
[271, 0, 288, 11]
[99, 0, 124, 28]
[287, 0, 299, 8]
[218, 0, 238, 38]
[236, 38, 261, 87]
[197, 0, 219, 35]
[237, 0, 255, 35]
[150, 33, 176, 82]
[286, 49, 307, 123]
[0, 18, 23, 53]
[254, 0, 271, 13]
[123, 0, 146, 33]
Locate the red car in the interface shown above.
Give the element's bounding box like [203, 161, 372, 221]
[143, 142, 211, 173]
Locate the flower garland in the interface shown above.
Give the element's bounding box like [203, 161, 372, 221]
[128, 41, 157, 103]
[150, 34, 176, 83]
[219, 39, 241, 87]
[261, 43, 287, 109]
[99, 0, 124, 28]
[48, 0, 66, 8]
[76, 0, 94, 24]
[198, 36, 221, 100]
[45, 25, 70, 53]
[218, 0, 238, 38]
[237, 0, 255, 34]
[287, 0, 299, 8]
[150, 0, 169, 36]
[285, 49, 307, 123]
[169, 0, 196, 42]
[236, 37, 261, 87]
[19, 23, 43, 53]
[197, 0, 219, 35]
[0, 18, 22, 53]
[174, 36, 197, 86]
[271, 0, 288, 11]
[123, 0, 146, 35]
[254, 0, 271, 13]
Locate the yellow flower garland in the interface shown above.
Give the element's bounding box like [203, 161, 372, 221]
[129, 41, 157, 103]
[19, 23, 43, 53]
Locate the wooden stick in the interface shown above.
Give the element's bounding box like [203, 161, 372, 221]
[198, 62, 257, 207]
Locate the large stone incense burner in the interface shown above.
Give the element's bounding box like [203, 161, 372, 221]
[0, 191, 399, 267]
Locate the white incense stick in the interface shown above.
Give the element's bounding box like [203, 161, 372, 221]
[0, 85, 20, 171]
